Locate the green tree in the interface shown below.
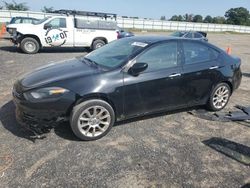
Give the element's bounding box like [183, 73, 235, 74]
[169, 15, 179, 21]
[169, 15, 183, 21]
[212, 16, 226, 24]
[178, 15, 183, 21]
[204, 15, 213, 23]
[225, 7, 250, 25]
[160, 16, 166, 20]
[41, 6, 54, 13]
[183, 14, 193, 22]
[3, 0, 29, 11]
[192, 15, 203, 22]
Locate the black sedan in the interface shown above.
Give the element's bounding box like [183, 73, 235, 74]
[13, 36, 242, 140]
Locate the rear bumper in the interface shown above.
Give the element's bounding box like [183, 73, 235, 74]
[233, 67, 242, 91]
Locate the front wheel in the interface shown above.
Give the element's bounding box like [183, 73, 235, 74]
[70, 99, 115, 141]
[207, 83, 231, 111]
[20, 37, 40, 54]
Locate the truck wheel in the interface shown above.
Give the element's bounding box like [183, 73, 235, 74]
[92, 39, 106, 50]
[20, 37, 40, 54]
[70, 99, 115, 141]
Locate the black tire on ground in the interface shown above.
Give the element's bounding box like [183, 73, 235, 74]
[207, 82, 231, 111]
[92, 39, 106, 50]
[70, 99, 115, 141]
[20, 37, 40, 54]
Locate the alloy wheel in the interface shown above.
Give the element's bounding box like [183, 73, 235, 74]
[77, 106, 111, 138]
[212, 85, 230, 109]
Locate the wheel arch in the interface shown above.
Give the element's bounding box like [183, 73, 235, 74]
[71, 93, 117, 118]
[20, 34, 42, 47]
[91, 37, 108, 45]
[222, 80, 233, 94]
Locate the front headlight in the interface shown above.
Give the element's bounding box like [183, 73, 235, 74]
[24, 87, 69, 101]
[7, 27, 16, 35]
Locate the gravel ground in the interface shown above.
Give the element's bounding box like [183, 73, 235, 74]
[0, 33, 250, 188]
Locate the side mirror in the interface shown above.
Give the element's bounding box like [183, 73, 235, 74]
[44, 23, 52, 30]
[128, 63, 148, 76]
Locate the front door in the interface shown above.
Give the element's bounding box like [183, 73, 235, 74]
[123, 41, 185, 118]
[42, 17, 73, 47]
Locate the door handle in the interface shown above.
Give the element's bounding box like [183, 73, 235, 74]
[209, 66, 219, 70]
[169, 73, 181, 78]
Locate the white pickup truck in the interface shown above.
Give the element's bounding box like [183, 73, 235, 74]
[7, 16, 118, 54]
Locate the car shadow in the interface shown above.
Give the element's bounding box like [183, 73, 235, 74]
[0, 46, 91, 54]
[241, 183, 250, 188]
[0, 101, 35, 142]
[0, 100, 202, 142]
[202, 137, 250, 166]
[54, 106, 201, 141]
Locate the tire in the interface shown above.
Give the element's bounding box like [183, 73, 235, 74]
[207, 83, 231, 111]
[20, 37, 40, 54]
[70, 99, 115, 141]
[92, 39, 106, 50]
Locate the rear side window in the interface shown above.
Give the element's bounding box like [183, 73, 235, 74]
[22, 19, 33, 24]
[183, 42, 219, 64]
[185, 33, 193, 38]
[194, 33, 202, 38]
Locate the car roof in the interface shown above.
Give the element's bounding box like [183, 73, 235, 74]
[128, 35, 205, 44]
[12, 17, 38, 20]
[129, 35, 222, 52]
[129, 35, 178, 44]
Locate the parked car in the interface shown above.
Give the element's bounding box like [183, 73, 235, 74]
[116, 27, 134, 39]
[13, 36, 242, 141]
[7, 17, 39, 34]
[7, 15, 118, 54]
[170, 31, 208, 42]
[9, 17, 39, 24]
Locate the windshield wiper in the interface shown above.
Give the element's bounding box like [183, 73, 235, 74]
[83, 57, 99, 67]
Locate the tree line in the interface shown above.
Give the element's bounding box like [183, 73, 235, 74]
[163, 7, 250, 26]
[1, 1, 250, 26]
[0, 1, 54, 13]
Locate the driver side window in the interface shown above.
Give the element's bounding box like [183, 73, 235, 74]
[46, 18, 66, 28]
[135, 42, 178, 73]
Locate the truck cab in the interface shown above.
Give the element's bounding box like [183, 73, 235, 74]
[7, 12, 118, 54]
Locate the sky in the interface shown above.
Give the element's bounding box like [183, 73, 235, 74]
[4, 0, 250, 19]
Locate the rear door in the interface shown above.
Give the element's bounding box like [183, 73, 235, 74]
[180, 41, 221, 106]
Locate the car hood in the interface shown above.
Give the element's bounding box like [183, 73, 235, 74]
[7, 23, 33, 28]
[20, 57, 101, 89]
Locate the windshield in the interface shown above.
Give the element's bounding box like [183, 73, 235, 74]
[85, 38, 148, 68]
[34, 17, 50, 25]
[170, 31, 185, 37]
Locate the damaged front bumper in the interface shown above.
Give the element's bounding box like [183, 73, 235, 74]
[13, 91, 76, 138]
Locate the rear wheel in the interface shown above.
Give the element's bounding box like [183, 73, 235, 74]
[20, 37, 40, 54]
[207, 83, 231, 111]
[92, 39, 106, 50]
[70, 99, 115, 141]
